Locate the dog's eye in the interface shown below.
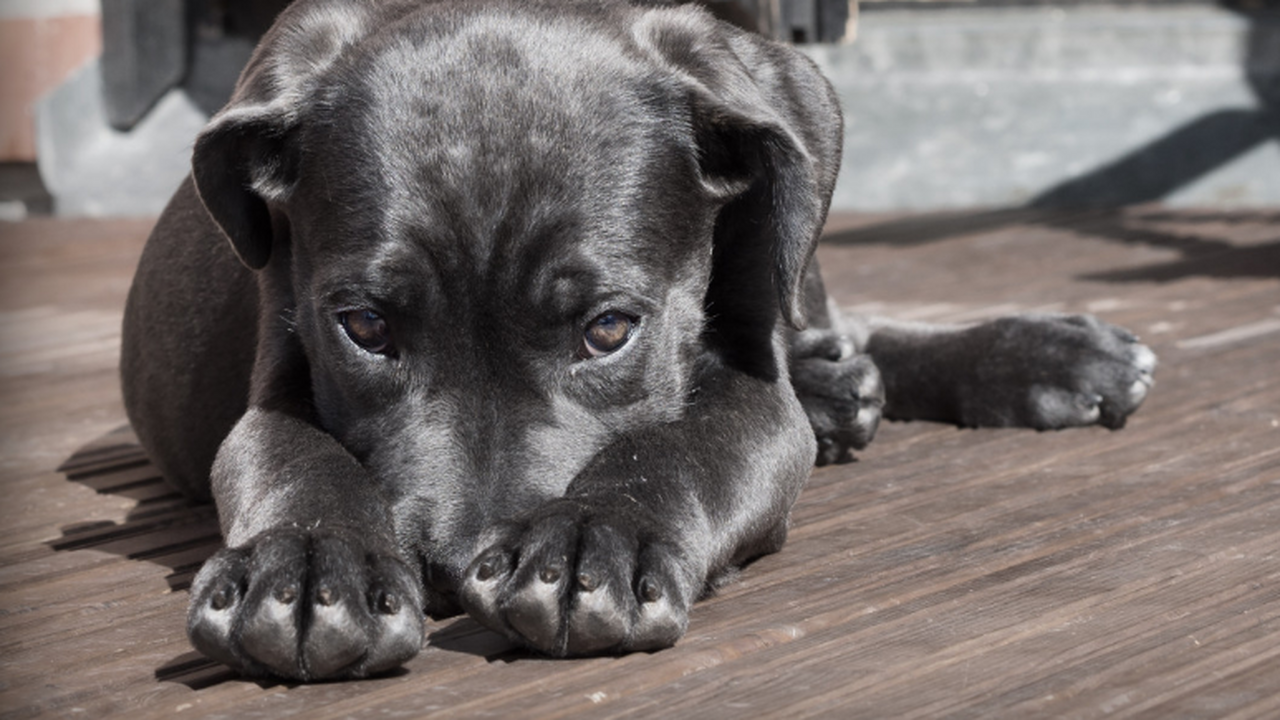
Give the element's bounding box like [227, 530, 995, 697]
[582, 312, 636, 358]
[338, 309, 392, 355]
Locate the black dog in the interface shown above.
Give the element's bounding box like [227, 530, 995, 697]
[121, 0, 1155, 681]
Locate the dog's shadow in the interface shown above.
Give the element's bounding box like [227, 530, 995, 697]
[52, 425, 239, 687]
[820, 207, 1280, 283]
[51, 424, 219, 593]
[53, 426, 529, 687]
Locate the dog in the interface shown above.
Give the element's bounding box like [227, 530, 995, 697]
[120, 0, 1156, 681]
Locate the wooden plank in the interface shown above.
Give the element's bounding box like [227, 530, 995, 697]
[1, 208, 1277, 718]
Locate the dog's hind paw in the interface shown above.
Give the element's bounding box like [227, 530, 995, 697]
[790, 329, 885, 465]
[958, 313, 1157, 430]
[458, 500, 698, 656]
[186, 527, 424, 680]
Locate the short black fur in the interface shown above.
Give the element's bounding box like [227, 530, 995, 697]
[121, 0, 1155, 680]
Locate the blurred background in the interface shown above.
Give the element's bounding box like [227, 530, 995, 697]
[0, 0, 1277, 220]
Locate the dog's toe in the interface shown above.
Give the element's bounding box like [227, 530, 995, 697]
[1128, 376, 1152, 406]
[793, 350, 884, 464]
[1092, 337, 1157, 429]
[459, 502, 694, 656]
[955, 315, 1157, 430]
[187, 550, 250, 670]
[1028, 387, 1104, 429]
[239, 591, 305, 676]
[1131, 342, 1157, 376]
[187, 528, 424, 680]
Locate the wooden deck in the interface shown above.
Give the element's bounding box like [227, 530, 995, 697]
[2, 208, 1278, 718]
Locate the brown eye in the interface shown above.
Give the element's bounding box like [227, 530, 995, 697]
[582, 312, 636, 358]
[339, 309, 392, 354]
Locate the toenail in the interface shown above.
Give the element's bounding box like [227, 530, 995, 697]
[639, 577, 662, 603]
[377, 590, 400, 614]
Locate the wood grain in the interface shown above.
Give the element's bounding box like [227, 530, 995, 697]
[1, 208, 1277, 718]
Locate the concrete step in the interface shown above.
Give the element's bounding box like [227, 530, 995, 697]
[805, 3, 1280, 210]
[31, 2, 1280, 216]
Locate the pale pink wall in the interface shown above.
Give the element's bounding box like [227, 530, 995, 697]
[0, 10, 102, 161]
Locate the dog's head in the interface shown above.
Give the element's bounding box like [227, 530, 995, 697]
[191, 0, 841, 583]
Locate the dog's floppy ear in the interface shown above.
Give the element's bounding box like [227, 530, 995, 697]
[634, 7, 843, 331]
[192, 0, 379, 269]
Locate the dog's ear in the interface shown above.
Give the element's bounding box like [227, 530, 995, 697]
[634, 7, 843, 331]
[192, 0, 379, 269]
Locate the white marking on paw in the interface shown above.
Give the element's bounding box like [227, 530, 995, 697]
[264, 598, 294, 625]
[1128, 379, 1150, 406]
[571, 582, 626, 628]
[835, 336, 855, 361]
[633, 595, 680, 641]
[857, 371, 881, 399]
[312, 602, 358, 634]
[380, 602, 417, 636]
[1030, 385, 1100, 426]
[202, 604, 234, 636]
[527, 576, 561, 606]
[1130, 344, 1157, 374]
[1079, 403, 1101, 424]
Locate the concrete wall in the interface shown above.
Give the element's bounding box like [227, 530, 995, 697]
[0, 0, 101, 162]
[804, 4, 1280, 210]
[28, 2, 1280, 216]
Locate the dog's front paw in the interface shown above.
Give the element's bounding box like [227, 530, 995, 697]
[791, 329, 885, 464]
[458, 500, 697, 656]
[964, 314, 1157, 430]
[187, 527, 424, 680]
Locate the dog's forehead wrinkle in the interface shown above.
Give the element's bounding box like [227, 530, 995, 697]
[344, 11, 692, 247]
[285, 10, 715, 290]
[365, 240, 440, 305]
[362, 24, 657, 147]
[318, 211, 681, 336]
[302, 241, 427, 320]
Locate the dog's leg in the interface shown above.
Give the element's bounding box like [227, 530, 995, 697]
[788, 261, 885, 464]
[459, 341, 815, 656]
[187, 408, 426, 680]
[185, 335, 426, 680]
[125, 187, 425, 680]
[850, 313, 1157, 430]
